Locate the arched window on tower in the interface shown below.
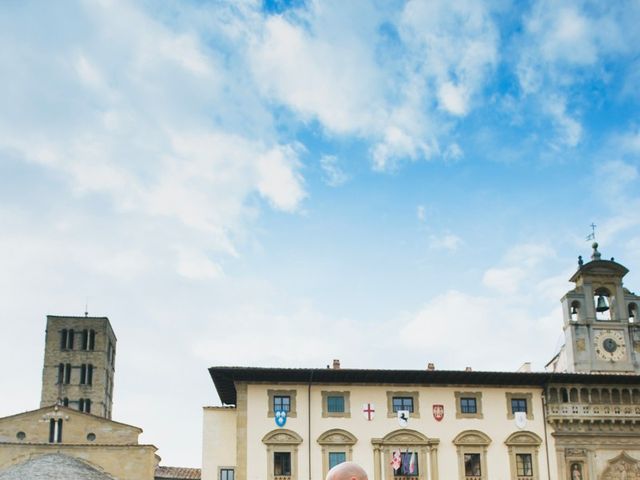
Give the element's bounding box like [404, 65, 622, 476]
[570, 301, 580, 322]
[594, 288, 612, 321]
[629, 303, 637, 323]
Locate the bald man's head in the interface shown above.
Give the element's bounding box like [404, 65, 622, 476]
[326, 461, 368, 480]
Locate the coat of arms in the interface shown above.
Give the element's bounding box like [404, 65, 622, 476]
[432, 404, 444, 422]
[397, 410, 409, 427]
[275, 410, 287, 427]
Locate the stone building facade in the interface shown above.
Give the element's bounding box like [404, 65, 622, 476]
[202, 245, 640, 480]
[0, 314, 160, 480]
[40, 315, 117, 419]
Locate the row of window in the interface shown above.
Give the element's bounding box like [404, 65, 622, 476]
[269, 390, 532, 420]
[249, 428, 540, 480]
[219, 450, 534, 479]
[60, 397, 92, 413]
[56, 363, 94, 385]
[60, 329, 96, 351]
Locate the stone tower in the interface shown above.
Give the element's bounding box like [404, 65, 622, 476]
[40, 315, 117, 419]
[554, 243, 640, 373]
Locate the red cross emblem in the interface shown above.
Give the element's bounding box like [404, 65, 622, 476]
[362, 403, 375, 421]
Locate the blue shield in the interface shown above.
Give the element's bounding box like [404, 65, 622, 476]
[275, 410, 287, 427]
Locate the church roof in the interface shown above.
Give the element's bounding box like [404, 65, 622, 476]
[155, 466, 202, 479]
[208, 366, 640, 405]
[0, 453, 115, 480]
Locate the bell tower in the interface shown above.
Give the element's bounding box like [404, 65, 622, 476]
[554, 243, 640, 373]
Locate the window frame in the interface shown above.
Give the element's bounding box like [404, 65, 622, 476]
[268, 389, 297, 418]
[317, 428, 357, 479]
[321, 391, 351, 418]
[219, 467, 235, 480]
[455, 392, 483, 419]
[273, 451, 292, 476]
[505, 431, 541, 480]
[453, 430, 491, 480]
[505, 392, 534, 420]
[386, 391, 420, 418]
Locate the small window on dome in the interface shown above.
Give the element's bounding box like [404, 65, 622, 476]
[16, 431, 26, 441]
[87, 433, 96, 442]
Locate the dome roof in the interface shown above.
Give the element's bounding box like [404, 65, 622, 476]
[0, 453, 115, 480]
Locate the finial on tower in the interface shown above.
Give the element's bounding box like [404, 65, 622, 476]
[591, 242, 601, 261]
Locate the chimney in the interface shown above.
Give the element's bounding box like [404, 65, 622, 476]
[517, 362, 532, 373]
[465, 366, 472, 372]
[332, 359, 341, 369]
[427, 363, 435, 371]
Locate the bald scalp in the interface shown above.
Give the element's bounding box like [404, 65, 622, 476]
[326, 461, 368, 480]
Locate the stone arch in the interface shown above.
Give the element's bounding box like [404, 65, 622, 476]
[262, 429, 303, 480]
[371, 429, 439, 480]
[317, 429, 357, 478]
[504, 431, 542, 480]
[504, 431, 542, 446]
[262, 428, 303, 445]
[601, 452, 640, 480]
[453, 429, 491, 446]
[453, 430, 491, 480]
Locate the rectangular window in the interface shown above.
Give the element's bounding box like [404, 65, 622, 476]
[516, 454, 533, 477]
[460, 397, 477, 414]
[220, 469, 235, 480]
[67, 329, 74, 350]
[273, 395, 291, 413]
[327, 395, 345, 413]
[88, 330, 96, 350]
[511, 398, 527, 414]
[49, 419, 63, 443]
[57, 364, 64, 384]
[394, 452, 419, 477]
[464, 453, 481, 477]
[274, 452, 291, 476]
[80, 364, 87, 385]
[329, 452, 346, 470]
[64, 364, 71, 384]
[60, 330, 68, 350]
[82, 329, 89, 350]
[87, 364, 93, 385]
[392, 396, 414, 413]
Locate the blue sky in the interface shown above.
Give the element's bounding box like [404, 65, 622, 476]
[2, 0, 640, 467]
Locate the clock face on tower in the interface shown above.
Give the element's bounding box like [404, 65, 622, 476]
[593, 329, 626, 362]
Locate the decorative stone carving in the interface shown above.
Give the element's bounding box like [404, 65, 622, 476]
[566, 448, 587, 457]
[602, 452, 640, 480]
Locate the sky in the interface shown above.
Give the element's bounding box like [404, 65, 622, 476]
[2, 0, 640, 468]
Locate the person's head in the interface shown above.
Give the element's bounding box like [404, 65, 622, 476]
[326, 461, 368, 480]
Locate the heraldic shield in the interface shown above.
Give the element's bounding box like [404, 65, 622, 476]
[275, 410, 287, 427]
[432, 404, 444, 422]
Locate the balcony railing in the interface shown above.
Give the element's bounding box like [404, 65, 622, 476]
[274, 476, 291, 480]
[546, 403, 640, 420]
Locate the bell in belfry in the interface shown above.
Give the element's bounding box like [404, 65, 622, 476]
[596, 295, 610, 313]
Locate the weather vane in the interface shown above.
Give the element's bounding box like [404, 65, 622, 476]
[586, 223, 597, 242]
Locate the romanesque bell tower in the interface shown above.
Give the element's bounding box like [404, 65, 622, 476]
[40, 315, 117, 418]
[555, 243, 640, 373]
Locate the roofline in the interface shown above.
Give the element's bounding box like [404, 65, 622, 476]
[208, 366, 640, 405]
[0, 405, 143, 433]
[569, 259, 629, 283]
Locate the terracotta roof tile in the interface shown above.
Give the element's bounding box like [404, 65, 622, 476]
[155, 466, 201, 480]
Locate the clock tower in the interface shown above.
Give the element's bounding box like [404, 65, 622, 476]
[553, 242, 640, 373]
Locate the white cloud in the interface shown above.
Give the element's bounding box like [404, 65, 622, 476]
[320, 155, 348, 187]
[176, 248, 224, 280]
[417, 205, 426, 223]
[482, 267, 526, 294]
[429, 232, 463, 252]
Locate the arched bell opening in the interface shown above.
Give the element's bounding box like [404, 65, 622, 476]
[570, 301, 580, 322]
[629, 303, 637, 323]
[594, 288, 612, 321]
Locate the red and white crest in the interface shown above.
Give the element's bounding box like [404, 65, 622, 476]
[362, 403, 376, 421]
[432, 404, 444, 422]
